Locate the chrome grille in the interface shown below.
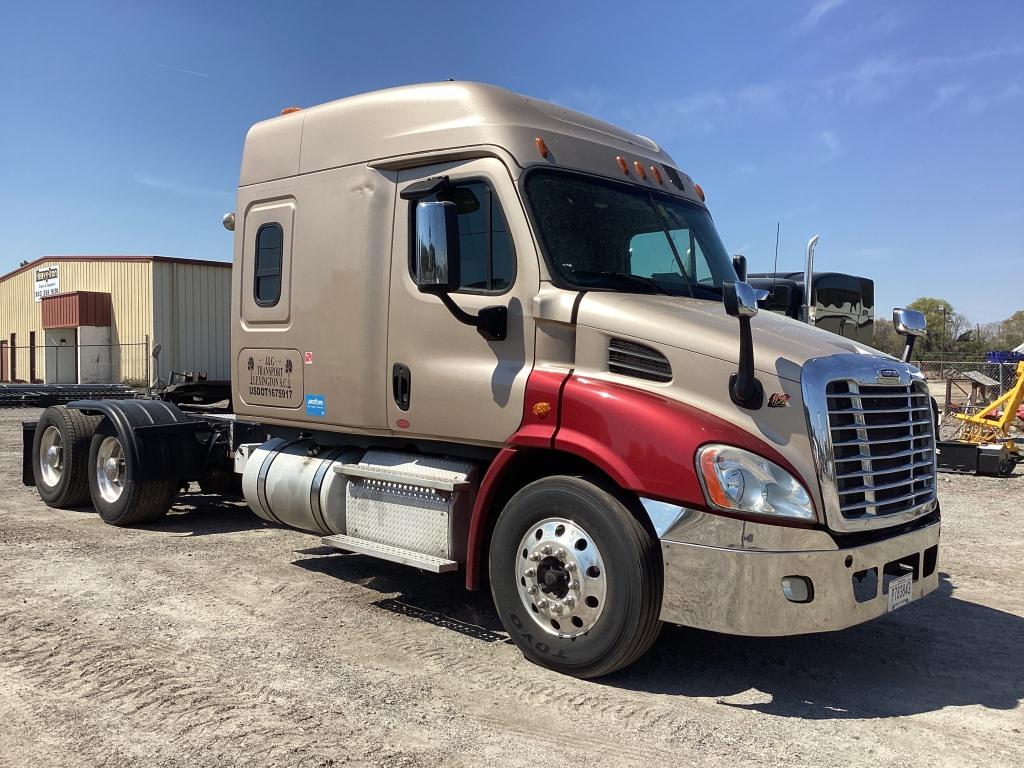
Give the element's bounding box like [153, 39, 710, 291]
[826, 379, 936, 522]
[608, 339, 672, 382]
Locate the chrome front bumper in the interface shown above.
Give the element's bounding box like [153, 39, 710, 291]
[658, 512, 940, 636]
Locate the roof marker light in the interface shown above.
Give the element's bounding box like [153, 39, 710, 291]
[650, 166, 663, 185]
[535, 137, 549, 158]
[694, 183, 706, 202]
[280, 106, 302, 115]
[633, 161, 646, 179]
[616, 156, 630, 174]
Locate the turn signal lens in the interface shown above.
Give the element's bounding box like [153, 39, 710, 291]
[697, 444, 816, 521]
[532, 401, 552, 418]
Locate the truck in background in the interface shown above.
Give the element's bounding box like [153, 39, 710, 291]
[21, 82, 940, 678]
[745, 236, 876, 345]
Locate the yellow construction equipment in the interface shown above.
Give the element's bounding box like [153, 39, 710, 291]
[954, 360, 1024, 455]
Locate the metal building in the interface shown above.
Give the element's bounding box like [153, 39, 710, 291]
[0, 256, 231, 384]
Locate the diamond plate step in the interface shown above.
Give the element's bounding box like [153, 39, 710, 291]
[334, 463, 470, 491]
[321, 534, 459, 573]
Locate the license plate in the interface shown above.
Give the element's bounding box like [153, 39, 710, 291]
[887, 572, 914, 612]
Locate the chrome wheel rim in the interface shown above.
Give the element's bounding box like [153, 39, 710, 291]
[38, 425, 64, 488]
[95, 436, 126, 503]
[515, 517, 607, 638]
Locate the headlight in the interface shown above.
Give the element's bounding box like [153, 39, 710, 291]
[696, 444, 816, 521]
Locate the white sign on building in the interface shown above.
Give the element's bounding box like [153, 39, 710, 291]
[34, 265, 60, 302]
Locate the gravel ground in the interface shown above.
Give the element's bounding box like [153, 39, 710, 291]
[1, 406, 1022, 768]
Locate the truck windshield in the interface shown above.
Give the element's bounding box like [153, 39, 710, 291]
[525, 170, 737, 299]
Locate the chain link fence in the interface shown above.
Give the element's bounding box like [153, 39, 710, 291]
[913, 359, 1021, 407]
[0, 340, 150, 387]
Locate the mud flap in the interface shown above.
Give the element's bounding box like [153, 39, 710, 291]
[22, 420, 37, 486]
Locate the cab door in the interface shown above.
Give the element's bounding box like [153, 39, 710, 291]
[386, 158, 538, 445]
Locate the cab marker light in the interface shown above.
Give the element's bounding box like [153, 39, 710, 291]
[535, 137, 549, 158]
[694, 182, 706, 202]
[650, 166, 663, 185]
[633, 160, 646, 179]
[616, 156, 630, 174]
[280, 106, 303, 115]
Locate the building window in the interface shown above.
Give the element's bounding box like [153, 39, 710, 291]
[412, 180, 515, 294]
[254, 223, 284, 306]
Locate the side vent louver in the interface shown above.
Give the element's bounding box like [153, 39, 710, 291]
[607, 338, 672, 382]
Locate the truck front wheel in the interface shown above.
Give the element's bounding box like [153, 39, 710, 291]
[88, 430, 178, 526]
[489, 476, 663, 678]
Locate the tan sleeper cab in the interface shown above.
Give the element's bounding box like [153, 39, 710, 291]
[24, 82, 939, 679]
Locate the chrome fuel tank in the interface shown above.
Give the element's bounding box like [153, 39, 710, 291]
[241, 438, 362, 534]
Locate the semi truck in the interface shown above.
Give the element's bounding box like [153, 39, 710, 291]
[744, 235, 876, 345]
[21, 82, 940, 678]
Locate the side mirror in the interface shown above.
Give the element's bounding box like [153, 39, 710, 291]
[892, 308, 927, 337]
[893, 307, 926, 363]
[732, 254, 747, 282]
[722, 281, 763, 409]
[414, 201, 461, 294]
[723, 280, 759, 318]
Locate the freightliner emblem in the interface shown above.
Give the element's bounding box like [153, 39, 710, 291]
[877, 368, 901, 382]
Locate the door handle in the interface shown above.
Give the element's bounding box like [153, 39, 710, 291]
[392, 363, 411, 411]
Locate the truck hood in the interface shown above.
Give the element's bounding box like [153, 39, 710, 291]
[576, 292, 887, 383]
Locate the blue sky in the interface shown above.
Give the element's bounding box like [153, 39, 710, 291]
[1, 0, 1021, 323]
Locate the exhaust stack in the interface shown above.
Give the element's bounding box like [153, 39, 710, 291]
[802, 234, 820, 324]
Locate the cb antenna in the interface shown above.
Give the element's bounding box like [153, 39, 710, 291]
[771, 221, 780, 295]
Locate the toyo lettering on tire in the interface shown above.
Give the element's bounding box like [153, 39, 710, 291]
[32, 406, 102, 509]
[489, 475, 663, 678]
[87, 425, 179, 526]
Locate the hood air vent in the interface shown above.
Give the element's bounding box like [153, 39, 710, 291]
[607, 339, 672, 382]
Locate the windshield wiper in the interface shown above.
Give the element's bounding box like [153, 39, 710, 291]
[572, 270, 671, 295]
[649, 192, 695, 299]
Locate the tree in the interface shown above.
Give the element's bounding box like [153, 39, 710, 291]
[997, 310, 1024, 350]
[871, 318, 904, 357]
[906, 297, 969, 358]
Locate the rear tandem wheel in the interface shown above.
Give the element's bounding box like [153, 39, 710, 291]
[32, 405, 102, 509]
[87, 426, 179, 526]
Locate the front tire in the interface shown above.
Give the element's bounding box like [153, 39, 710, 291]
[489, 476, 663, 678]
[32, 406, 101, 508]
[88, 428, 178, 526]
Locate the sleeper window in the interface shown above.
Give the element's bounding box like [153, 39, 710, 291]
[254, 223, 283, 306]
[413, 181, 515, 293]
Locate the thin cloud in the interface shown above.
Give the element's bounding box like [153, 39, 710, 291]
[796, 0, 848, 34]
[550, 44, 1024, 141]
[926, 82, 968, 112]
[818, 129, 841, 159]
[153, 62, 211, 79]
[966, 81, 1022, 112]
[133, 173, 230, 199]
[836, 45, 1024, 103]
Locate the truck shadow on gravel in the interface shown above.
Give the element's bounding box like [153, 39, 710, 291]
[293, 552, 508, 643]
[296, 556, 1024, 720]
[144, 492, 268, 536]
[610, 573, 1024, 719]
